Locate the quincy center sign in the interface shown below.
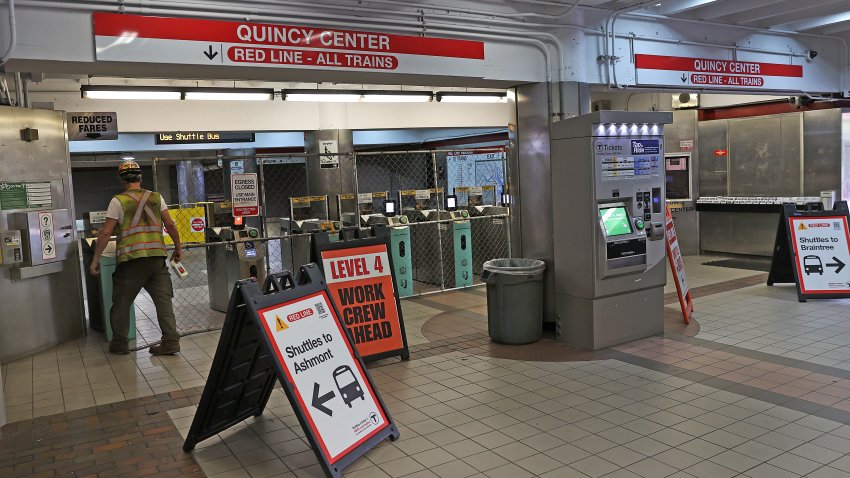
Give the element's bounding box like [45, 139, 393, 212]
[93, 13, 486, 77]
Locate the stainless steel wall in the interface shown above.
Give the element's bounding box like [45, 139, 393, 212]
[507, 83, 556, 322]
[697, 110, 844, 256]
[665, 110, 700, 255]
[804, 109, 843, 196]
[0, 106, 85, 363]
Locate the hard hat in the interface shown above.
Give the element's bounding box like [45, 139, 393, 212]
[118, 160, 142, 176]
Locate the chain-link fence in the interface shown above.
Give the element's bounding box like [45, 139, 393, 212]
[134, 150, 509, 347]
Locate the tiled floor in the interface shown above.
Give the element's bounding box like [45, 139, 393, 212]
[4, 256, 850, 478]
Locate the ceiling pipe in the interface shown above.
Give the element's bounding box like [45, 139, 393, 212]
[17, 0, 562, 113]
[0, 0, 17, 67]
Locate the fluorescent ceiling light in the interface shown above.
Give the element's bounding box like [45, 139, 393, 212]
[362, 92, 433, 103]
[283, 91, 362, 102]
[184, 89, 274, 101]
[436, 92, 507, 103]
[81, 86, 182, 100]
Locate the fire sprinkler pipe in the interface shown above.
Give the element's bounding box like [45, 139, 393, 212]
[0, 0, 16, 67]
[18, 0, 564, 113]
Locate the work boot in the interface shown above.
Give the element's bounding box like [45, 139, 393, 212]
[108, 341, 130, 355]
[149, 341, 180, 355]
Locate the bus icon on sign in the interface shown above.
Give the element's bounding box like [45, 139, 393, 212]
[803, 255, 824, 275]
[333, 365, 364, 407]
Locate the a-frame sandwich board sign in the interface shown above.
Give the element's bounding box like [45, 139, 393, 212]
[768, 201, 850, 303]
[183, 265, 400, 477]
[313, 225, 410, 362]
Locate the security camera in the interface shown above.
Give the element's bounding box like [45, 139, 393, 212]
[806, 50, 818, 61]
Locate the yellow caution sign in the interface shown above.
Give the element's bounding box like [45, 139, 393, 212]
[164, 205, 206, 245]
[275, 316, 288, 332]
[799, 223, 808, 231]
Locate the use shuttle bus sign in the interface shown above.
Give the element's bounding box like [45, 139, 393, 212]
[92, 13, 485, 77]
[635, 54, 805, 91]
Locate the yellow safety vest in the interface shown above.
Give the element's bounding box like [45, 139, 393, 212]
[115, 189, 167, 264]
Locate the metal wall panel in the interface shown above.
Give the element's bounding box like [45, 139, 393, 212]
[698, 120, 728, 196]
[804, 109, 842, 196]
[0, 106, 85, 363]
[728, 115, 802, 196]
[509, 83, 556, 322]
[665, 110, 700, 255]
[699, 212, 779, 257]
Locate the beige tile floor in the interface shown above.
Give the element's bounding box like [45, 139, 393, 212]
[6, 256, 850, 478]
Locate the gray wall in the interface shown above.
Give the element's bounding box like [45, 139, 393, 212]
[71, 166, 154, 220]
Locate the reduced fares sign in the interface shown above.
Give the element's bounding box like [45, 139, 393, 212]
[635, 54, 804, 90]
[789, 216, 850, 294]
[93, 13, 485, 77]
[257, 290, 389, 464]
[321, 244, 405, 359]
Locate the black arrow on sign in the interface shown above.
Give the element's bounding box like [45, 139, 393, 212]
[86, 133, 102, 139]
[681, 73, 688, 83]
[311, 383, 335, 417]
[203, 45, 219, 61]
[827, 257, 846, 274]
[44, 244, 53, 255]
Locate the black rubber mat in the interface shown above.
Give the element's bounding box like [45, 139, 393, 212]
[703, 258, 772, 272]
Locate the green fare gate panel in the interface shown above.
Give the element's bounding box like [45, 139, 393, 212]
[390, 226, 413, 297]
[453, 221, 473, 288]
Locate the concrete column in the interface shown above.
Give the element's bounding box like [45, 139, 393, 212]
[177, 161, 206, 204]
[508, 82, 555, 323]
[155, 162, 173, 204]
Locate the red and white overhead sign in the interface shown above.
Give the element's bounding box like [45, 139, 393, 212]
[635, 54, 804, 91]
[257, 291, 390, 464]
[93, 13, 485, 77]
[789, 216, 850, 295]
[231, 173, 259, 217]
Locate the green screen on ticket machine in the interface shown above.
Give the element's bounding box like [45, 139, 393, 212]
[599, 206, 633, 237]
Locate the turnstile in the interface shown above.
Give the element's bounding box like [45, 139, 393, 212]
[366, 214, 413, 297]
[206, 227, 266, 312]
[409, 210, 473, 289]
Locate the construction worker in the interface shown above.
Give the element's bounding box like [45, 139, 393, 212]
[90, 160, 182, 355]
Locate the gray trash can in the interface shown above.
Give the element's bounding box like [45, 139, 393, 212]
[482, 258, 546, 345]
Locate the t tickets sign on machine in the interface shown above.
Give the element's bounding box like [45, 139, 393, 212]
[635, 54, 804, 91]
[92, 13, 485, 77]
[231, 173, 259, 217]
[789, 215, 850, 295]
[320, 244, 407, 360]
[257, 289, 390, 466]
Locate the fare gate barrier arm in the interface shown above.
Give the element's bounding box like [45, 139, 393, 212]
[183, 265, 400, 478]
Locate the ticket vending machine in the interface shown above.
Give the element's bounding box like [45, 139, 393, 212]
[551, 111, 673, 350]
[366, 199, 413, 297]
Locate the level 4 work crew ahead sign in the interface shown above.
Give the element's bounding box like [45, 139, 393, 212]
[321, 243, 408, 361]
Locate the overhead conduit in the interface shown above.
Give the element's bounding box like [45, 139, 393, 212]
[14, 0, 850, 103]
